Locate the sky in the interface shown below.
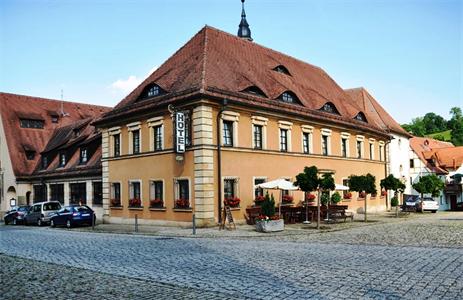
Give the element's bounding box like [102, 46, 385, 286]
[0, 0, 461, 124]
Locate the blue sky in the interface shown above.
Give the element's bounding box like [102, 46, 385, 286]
[0, 0, 461, 124]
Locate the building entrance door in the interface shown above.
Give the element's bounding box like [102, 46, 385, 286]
[450, 195, 457, 210]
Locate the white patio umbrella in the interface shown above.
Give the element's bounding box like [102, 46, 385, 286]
[256, 178, 299, 217]
[335, 183, 349, 191]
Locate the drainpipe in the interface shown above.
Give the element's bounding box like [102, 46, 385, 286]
[216, 99, 228, 224]
[385, 138, 392, 210]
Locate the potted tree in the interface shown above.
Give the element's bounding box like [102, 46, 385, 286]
[380, 174, 405, 217]
[348, 173, 376, 222]
[255, 193, 284, 232]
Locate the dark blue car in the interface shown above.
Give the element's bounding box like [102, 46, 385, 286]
[50, 205, 95, 228]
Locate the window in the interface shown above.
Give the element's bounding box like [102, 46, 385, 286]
[41, 156, 48, 169]
[80, 148, 88, 164]
[93, 182, 102, 205]
[224, 179, 236, 199]
[342, 179, 350, 199]
[141, 84, 164, 99]
[320, 102, 340, 115]
[25, 150, 35, 160]
[254, 178, 265, 199]
[132, 130, 140, 154]
[273, 65, 291, 75]
[59, 152, 66, 167]
[280, 129, 288, 152]
[70, 183, 87, 205]
[111, 183, 121, 206]
[369, 143, 374, 160]
[178, 180, 189, 200]
[175, 179, 190, 209]
[223, 121, 234, 147]
[303, 133, 310, 154]
[113, 134, 120, 157]
[253, 125, 263, 149]
[33, 185, 47, 203]
[341, 138, 348, 157]
[279, 91, 300, 104]
[357, 141, 362, 158]
[410, 159, 414, 168]
[147, 85, 160, 97]
[50, 184, 64, 204]
[243, 86, 267, 98]
[322, 135, 328, 156]
[354, 112, 368, 122]
[151, 181, 163, 202]
[20, 119, 44, 129]
[130, 181, 141, 200]
[154, 125, 163, 151]
[51, 115, 59, 123]
[379, 144, 384, 161]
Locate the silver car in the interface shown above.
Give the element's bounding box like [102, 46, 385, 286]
[25, 201, 62, 226]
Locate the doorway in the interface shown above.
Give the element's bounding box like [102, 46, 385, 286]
[450, 195, 457, 210]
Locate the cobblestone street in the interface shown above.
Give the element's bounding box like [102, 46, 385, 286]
[1, 212, 463, 299]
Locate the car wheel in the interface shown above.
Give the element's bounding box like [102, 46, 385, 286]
[37, 219, 42, 226]
[13, 219, 17, 225]
[66, 220, 72, 229]
[4, 219, 9, 225]
[431, 210, 437, 213]
[50, 220, 56, 227]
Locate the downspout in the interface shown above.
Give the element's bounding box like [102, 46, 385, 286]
[216, 99, 228, 224]
[385, 138, 392, 210]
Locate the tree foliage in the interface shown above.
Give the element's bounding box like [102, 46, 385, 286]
[261, 192, 275, 217]
[449, 107, 463, 146]
[295, 166, 320, 193]
[349, 174, 377, 195]
[412, 174, 445, 197]
[380, 174, 405, 193]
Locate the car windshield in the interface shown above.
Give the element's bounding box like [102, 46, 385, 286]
[18, 207, 29, 212]
[43, 202, 61, 211]
[75, 206, 91, 212]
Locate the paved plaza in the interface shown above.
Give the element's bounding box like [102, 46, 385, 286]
[1, 212, 463, 299]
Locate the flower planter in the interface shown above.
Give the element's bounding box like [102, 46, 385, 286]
[255, 219, 284, 233]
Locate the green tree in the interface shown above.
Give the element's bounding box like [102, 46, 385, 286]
[433, 134, 446, 141]
[380, 174, 406, 217]
[401, 117, 426, 136]
[449, 107, 463, 146]
[331, 192, 342, 204]
[422, 112, 447, 134]
[412, 174, 445, 212]
[348, 173, 377, 222]
[261, 192, 275, 217]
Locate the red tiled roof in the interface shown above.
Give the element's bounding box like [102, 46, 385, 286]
[0, 92, 110, 177]
[97, 26, 388, 136]
[345, 87, 412, 137]
[431, 147, 463, 170]
[410, 137, 455, 174]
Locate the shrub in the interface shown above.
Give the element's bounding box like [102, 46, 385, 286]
[331, 192, 342, 204]
[321, 192, 330, 206]
[261, 192, 275, 217]
[391, 196, 399, 207]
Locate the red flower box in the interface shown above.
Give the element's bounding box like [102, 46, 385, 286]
[343, 192, 352, 200]
[224, 197, 240, 208]
[110, 198, 121, 207]
[305, 193, 316, 202]
[129, 198, 141, 207]
[150, 198, 163, 208]
[254, 195, 265, 204]
[175, 198, 190, 209]
[282, 194, 293, 203]
[381, 190, 387, 196]
[359, 192, 366, 198]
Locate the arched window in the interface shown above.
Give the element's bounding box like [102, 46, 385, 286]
[278, 91, 300, 104]
[354, 112, 368, 123]
[319, 102, 340, 115]
[273, 65, 291, 76]
[242, 86, 267, 98]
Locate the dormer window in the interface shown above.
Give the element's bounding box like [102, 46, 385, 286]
[242, 86, 267, 98]
[354, 112, 368, 123]
[80, 148, 88, 164]
[25, 150, 35, 160]
[59, 152, 66, 167]
[278, 91, 300, 104]
[273, 65, 291, 76]
[319, 102, 340, 115]
[74, 129, 81, 137]
[51, 115, 59, 123]
[41, 156, 48, 169]
[141, 83, 164, 99]
[20, 119, 44, 129]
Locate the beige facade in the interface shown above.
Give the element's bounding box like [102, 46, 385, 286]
[102, 102, 389, 226]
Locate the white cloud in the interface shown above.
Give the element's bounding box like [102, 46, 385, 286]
[110, 75, 142, 94]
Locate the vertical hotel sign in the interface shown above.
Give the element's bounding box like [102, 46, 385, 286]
[175, 112, 185, 153]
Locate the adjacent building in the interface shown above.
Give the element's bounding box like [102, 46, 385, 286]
[0, 92, 110, 217]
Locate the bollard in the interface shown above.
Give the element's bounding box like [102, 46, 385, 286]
[192, 213, 196, 235]
[135, 214, 138, 232]
[92, 212, 95, 231]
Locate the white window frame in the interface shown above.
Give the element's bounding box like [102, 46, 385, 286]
[109, 126, 122, 157]
[278, 121, 293, 152]
[251, 116, 268, 149]
[220, 111, 240, 147]
[128, 179, 142, 201]
[174, 177, 191, 205]
[340, 132, 350, 158]
[301, 125, 313, 154]
[252, 176, 267, 199]
[222, 176, 240, 201]
[369, 138, 375, 160]
[321, 128, 332, 156]
[110, 181, 122, 203]
[379, 141, 385, 161]
[147, 116, 164, 152]
[149, 179, 165, 204]
[356, 135, 365, 159]
[127, 122, 142, 155]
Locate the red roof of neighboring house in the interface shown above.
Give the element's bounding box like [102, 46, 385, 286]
[96, 26, 389, 138]
[429, 147, 463, 171]
[344, 87, 412, 137]
[0, 92, 110, 177]
[410, 137, 456, 174]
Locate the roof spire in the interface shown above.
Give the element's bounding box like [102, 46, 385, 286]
[237, 0, 252, 41]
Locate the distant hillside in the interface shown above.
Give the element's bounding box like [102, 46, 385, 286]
[426, 130, 452, 142]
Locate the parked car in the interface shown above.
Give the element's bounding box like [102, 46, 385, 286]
[416, 197, 439, 213]
[50, 205, 95, 228]
[25, 201, 62, 226]
[403, 195, 419, 211]
[3, 206, 30, 225]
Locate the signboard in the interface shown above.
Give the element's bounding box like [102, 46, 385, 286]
[175, 112, 185, 153]
[219, 206, 236, 230]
